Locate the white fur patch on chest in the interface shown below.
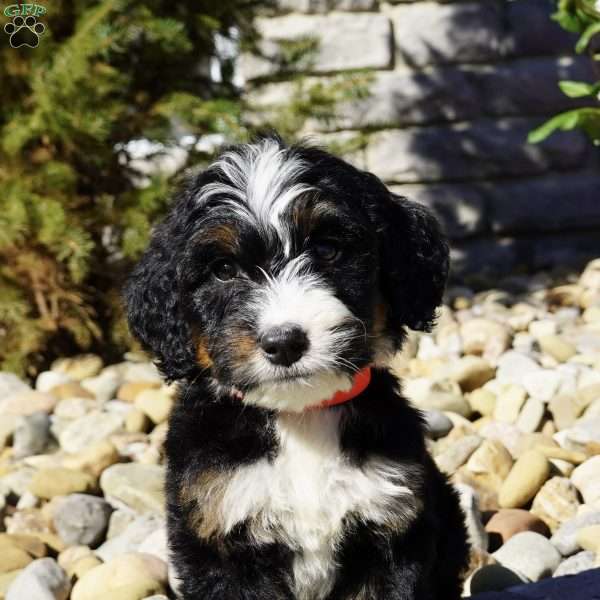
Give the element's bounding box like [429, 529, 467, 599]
[207, 410, 421, 599]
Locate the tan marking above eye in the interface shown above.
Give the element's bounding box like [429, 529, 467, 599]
[203, 224, 239, 250]
[196, 337, 214, 369]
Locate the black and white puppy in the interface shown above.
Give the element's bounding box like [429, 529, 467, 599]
[125, 136, 469, 600]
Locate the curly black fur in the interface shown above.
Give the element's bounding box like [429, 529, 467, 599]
[125, 136, 468, 600]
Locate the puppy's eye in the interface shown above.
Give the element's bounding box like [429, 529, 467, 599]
[211, 259, 238, 281]
[313, 240, 341, 262]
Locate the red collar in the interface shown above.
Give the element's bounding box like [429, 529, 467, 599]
[311, 366, 372, 409]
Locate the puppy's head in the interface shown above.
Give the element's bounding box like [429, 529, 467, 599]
[125, 137, 448, 411]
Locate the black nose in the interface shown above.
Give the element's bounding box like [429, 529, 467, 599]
[259, 324, 309, 367]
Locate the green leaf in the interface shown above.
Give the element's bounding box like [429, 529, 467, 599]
[528, 110, 582, 143]
[559, 80, 597, 97]
[576, 21, 600, 52]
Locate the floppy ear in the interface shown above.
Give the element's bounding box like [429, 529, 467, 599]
[377, 192, 449, 333]
[124, 194, 197, 382]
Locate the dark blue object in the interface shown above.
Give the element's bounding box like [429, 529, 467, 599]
[472, 568, 600, 599]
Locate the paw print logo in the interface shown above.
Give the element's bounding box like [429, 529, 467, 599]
[4, 15, 45, 48]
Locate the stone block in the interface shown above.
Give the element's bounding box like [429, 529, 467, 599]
[463, 56, 594, 118]
[277, 0, 377, 13]
[488, 175, 600, 235]
[503, 0, 578, 57]
[389, 183, 488, 239]
[365, 119, 587, 183]
[452, 231, 600, 277]
[238, 13, 392, 80]
[387, 1, 504, 67]
[300, 56, 593, 130]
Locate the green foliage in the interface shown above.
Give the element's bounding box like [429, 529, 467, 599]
[0, 0, 258, 374]
[0, 1, 363, 375]
[529, 0, 600, 144]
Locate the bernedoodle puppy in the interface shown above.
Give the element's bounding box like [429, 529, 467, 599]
[125, 136, 469, 600]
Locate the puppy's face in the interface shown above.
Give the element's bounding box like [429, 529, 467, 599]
[126, 138, 449, 411]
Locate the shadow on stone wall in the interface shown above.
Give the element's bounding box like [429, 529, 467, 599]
[243, 0, 600, 277]
[368, 0, 600, 278]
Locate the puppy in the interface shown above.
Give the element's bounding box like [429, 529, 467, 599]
[125, 136, 469, 600]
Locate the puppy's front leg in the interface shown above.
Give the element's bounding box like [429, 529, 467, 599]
[168, 506, 294, 600]
[327, 518, 442, 600]
[329, 559, 434, 600]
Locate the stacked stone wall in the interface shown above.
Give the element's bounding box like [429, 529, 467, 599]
[241, 0, 600, 276]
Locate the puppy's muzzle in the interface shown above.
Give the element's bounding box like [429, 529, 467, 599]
[259, 323, 309, 367]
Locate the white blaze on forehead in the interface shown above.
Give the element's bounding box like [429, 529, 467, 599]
[198, 139, 313, 247]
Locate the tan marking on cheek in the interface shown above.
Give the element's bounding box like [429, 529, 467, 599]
[196, 337, 214, 369]
[232, 333, 258, 362]
[181, 469, 231, 540]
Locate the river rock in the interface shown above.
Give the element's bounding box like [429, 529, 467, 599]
[423, 410, 453, 439]
[0, 540, 33, 573]
[460, 318, 511, 361]
[571, 456, 600, 505]
[522, 369, 563, 402]
[553, 550, 596, 576]
[467, 563, 527, 595]
[575, 524, 600, 552]
[580, 258, 600, 291]
[58, 412, 124, 454]
[96, 514, 164, 562]
[100, 464, 165, 514]
[485, 509, 550, 547]
[551, 511, 600, 556]
[468, 388, 496, 417]
[62, 440, 120, 479]
[0, 373, 30, 399]
[530, 477, 580, 532]
[499, 450, 550, 508]
[29, 468, 96, 500]
[137, 527, 168, 564]
[118, 364, 160, 386]
[36, 372, 72, 394]
[435, 434, 482, 474]
[494, 385, 527, 424]
[404, 378, 471, 416]
[0, 414, 18, 448]
[447, 356, 495, 392]
[538, 335, 576, 363]
[549, 394, 581, 431]
[12, 413, 51, 459]
[496, 351, 541, 386]
[117, 382, 161, 404]
[49, 382, 95, 401]
[0, 391, 57, 417]
[134, 389, 173, 425]
[53, 494, 112, 547]
[6, 558, 70, 600]
[125, 409, 151, 434]
[516, 397, 545, 433]
[465, 438, 513, 492]
[71, 552, 167, 600]
[57, 546, 94, 573]
[493, 531, 561, 581]
[51, 355, 103, 382]
[81, 371, 121, 404]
